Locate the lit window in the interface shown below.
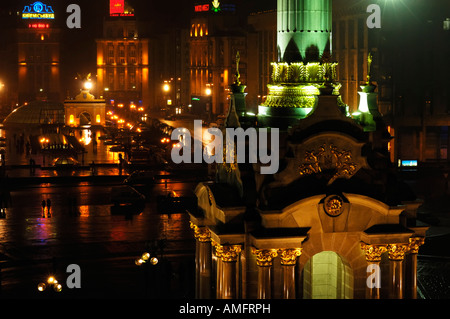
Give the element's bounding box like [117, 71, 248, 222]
[69, 114, 75, 124]
[444, 18, 450, 31]
[96, 114, 101, 123]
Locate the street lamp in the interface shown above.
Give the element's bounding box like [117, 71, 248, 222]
[37, 275, 62, 293]
[163, 83, 170, 92]
[84, 80, 93, 91]
[135, 252, 159, 266]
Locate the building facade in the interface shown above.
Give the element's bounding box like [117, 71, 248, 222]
[96, 11, 150, 110]
[17, 5, 61, 105]
[189, 1, 247, 118]
[333, 0, 450, 166]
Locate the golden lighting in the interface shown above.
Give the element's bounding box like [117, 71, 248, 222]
[96, 114, 101, 123]
[69, 114, 75, 124]
[37, 283, 46, 291]
[163, 83, 170, 92]
[84, 81, 93, 90]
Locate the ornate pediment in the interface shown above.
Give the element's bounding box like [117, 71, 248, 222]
[272, 133, 369, 188]
[298, 143, 358, 185]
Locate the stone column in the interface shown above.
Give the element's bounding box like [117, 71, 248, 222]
[360, 243, 387, 299]
[189, 222, 212, 299]
[251, 248, 278, 299]
[278, 248, 302, 299]
[388, 243, 409, 299]
[213, 241, 242, 299]
[407, 237, 425, 299]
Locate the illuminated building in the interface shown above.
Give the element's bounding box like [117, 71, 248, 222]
[17, 1, 61, 104]
[189, 0, 427, 299]
[189, 1, 246, 117]
[64, 80, 106, 127]
[96, 1, 150, 109]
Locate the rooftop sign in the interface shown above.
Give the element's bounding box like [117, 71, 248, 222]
[110, 0, 134, 17]
[194, 1, 236, 13]
[22, 2, 55, 20]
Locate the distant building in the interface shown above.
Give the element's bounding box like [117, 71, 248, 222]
[246, 10, 277, 113]
[16, 2, 61, 105]
[96, 1, 150, 111]
[334, 0, 450, 166]
[189, 1, 246, 118]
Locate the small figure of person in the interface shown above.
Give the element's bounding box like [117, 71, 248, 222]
[46, 198, 52, 217]
[41, 200, 46, 218]
[118, 154, 123, 175]
[90, 161, 96, 176]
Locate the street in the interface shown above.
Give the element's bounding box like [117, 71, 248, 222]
[0, 178, 197, 298]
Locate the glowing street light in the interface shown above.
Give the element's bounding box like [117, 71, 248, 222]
[84, 80, 93, 91]
[205, 87, 212, 96]
[135, 252, 158, 266]
[37, 275, 62, 293]
[163, 83, 170, 92]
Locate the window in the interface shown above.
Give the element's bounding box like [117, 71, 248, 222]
[444, 18, 450, 31]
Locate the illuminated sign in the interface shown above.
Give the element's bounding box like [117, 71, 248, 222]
[194, 2, 236, 13]
[28, 23, 50, 29]
[110, 0, 134, 17]
[195, 4, 210, 12]
[211, 0, 221, 13]
[22, 2, 55, 20]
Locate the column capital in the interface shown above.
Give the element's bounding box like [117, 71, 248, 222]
[388, 243, 409, 261]
[189, 222, 211, 242]
[408, 237, 425, 254]
[251, 247, 278, 267]
[278, 248, 302, 265]
[212, 240, 242, 262]
[360, 242, 387, 263]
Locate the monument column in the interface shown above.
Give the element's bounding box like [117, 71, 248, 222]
[278, 248, 302, 299]
[361, 243, 387, 299]
[407, 237, 425, 299]
[251, 248, 278, 299]
[190, 222, 212, 299]
[388, 243, 409, 299]
[213, 241, 242, 299]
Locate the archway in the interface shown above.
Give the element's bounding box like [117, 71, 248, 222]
[79, 112, 91, 126]
[303, 251, 353, 299]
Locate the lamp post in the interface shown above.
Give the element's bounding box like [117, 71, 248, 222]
[162, 81, 171, 117]
[37, 275, 62, 293]
[205, 84, 212, 122]
[135, 239, 166, 298]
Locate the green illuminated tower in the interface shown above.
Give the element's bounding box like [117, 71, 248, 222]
[277, 0, 332, 63]
[258, 0, 345, 128]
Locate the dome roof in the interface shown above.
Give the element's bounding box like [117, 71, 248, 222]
[3, 101, 65, 127]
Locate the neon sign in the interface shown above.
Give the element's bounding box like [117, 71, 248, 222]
[194, 2, 236, 13]
[28, 23, 50, 29]
[22, 2, 55, 20]
[110, 0, 134, 17]
[195, 4, 210, 12]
